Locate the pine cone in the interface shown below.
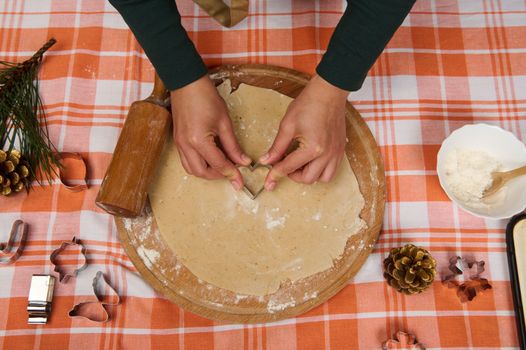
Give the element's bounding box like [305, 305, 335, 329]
[0, 149, 31, 196]
[383, 244, 437, 295]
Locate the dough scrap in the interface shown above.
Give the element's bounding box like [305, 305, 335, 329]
[149, 80, 366, 296]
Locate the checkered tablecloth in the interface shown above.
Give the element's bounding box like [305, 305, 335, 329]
[1, 0, 525, 348]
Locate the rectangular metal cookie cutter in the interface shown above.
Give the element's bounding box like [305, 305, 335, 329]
[27, 274, 55, 325]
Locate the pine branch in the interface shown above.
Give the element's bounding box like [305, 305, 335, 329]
[0, 38, 61, 187]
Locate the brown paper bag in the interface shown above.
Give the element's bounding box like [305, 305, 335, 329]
[192, 0, 249, 27]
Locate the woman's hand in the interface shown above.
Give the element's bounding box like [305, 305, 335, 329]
[171, 75, 251, 190]
[260, 75, 349, 190]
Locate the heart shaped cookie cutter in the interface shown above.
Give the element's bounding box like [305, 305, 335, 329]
[239, 162, 271, 200]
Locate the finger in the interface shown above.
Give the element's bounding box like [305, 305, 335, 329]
[197, 138, 244, 189]
[264, 149, 316, 190]
[319, 159, 339, 183]
[183, 146, 223, 180]
[259, 119, 295, 165]
[177, 147, 192, 175]
[218, 121, 251, 166]
[288, 157, 328, 184]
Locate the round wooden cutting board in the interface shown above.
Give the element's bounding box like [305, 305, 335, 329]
[115, 64, 386, 323]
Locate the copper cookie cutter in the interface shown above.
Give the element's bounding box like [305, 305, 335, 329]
[239, 162, 272, 200]
[50, 237, 88, 283]
[442, 256, 492, 303]
[68, 271, 121, 323]
[55, 152, 88, 192]
[0, 220, 28, 264]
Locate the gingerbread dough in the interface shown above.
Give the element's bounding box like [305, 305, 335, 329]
[149, 81, 366, 296]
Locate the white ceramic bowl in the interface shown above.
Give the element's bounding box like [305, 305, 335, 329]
[437, 123, 526, 219]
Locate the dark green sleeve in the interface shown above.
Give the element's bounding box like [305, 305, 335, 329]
[317, 0, 415, 91]
[108, 0, 208, 90]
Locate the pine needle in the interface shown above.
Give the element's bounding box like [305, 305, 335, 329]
[0, 38, 61, 187]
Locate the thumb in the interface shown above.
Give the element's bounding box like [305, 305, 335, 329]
[259, 121, 295, 165]
[218, 121, 252, 166]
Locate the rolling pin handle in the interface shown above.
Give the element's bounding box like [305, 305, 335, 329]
[147, 73, 170, 107]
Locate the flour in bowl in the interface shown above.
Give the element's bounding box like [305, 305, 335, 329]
[444, 149, 501, 208]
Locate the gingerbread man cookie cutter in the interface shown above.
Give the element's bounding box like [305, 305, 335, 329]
[50, 237, 88, 283]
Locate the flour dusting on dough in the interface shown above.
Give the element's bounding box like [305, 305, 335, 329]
[312, 212, 322, 221]
[265, 208, 288, 230]
[233, 191, 260, 214]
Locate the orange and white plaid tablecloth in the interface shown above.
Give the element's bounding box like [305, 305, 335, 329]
[1, 0, 525, 349]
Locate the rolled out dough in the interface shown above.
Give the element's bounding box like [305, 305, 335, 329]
[149, 80, 366, 296]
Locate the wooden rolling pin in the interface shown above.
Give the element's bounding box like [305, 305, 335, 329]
[96, 73, 171, 217]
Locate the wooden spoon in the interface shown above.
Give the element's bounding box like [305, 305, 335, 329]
[483, 165, 526, 198]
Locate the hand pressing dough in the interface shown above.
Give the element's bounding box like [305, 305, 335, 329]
[149, 80, 366, 296]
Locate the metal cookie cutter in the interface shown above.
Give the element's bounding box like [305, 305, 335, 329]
[68, 271, 121, 323]
[0, 220, 28, 264]
[239, 162, 272, 200]
[27, 274, 55, 325]
[50, 237, 88, 283]
[55, 152, 88, 192]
